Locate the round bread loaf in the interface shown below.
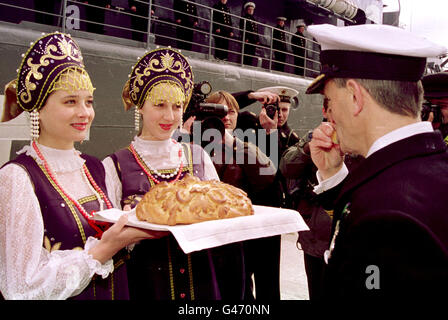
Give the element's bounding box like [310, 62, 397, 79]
[136, 174, 254, 225]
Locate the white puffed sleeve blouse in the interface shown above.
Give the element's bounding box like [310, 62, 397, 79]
[0, 143, 114, 300]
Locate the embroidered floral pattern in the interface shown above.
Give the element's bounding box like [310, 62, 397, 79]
[44, 235, 62, 252]
[16, 32, 87, 112]
[128, 48, 194, 108]
[123, 194, 143, 208]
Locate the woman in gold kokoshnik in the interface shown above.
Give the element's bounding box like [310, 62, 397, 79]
[0, 32, 154, 300]
[103, 47, 246, 300]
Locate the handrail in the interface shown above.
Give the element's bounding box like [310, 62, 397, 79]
[0, 0, 322, 76]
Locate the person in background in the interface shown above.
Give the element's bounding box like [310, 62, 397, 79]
[291, 24, 306, 76]
[272, 17, 287, 72]
[212, 0, 234, 61]
[83, 0, 111, 34]
[204, 91, 277, 300]
[240, 2, 260, 66]
[306, 23, 448, 298]
[181, 88, 279, 300]
[257, 86, 300, 175]
[236, 86, 299, 300]
[233, 89, 279, 133]
[0, 32, 153, 300]
[128, 0, 156, 42]
[421, 72, 448, 142]
[204, 90, 276, 299]
[103, 47, 228, 300]
[233, 86, 299, 208]
[174, 0, 199, 51]
[280, 130, 332, 300]
[205, 91, 276, 203]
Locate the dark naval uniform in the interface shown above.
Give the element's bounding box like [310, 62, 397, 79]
[240, 13, 259, 66]
[173, 0, 198, 51]
[291, 29, 306, 76]
[259, 123, 300, 174]
[272, 23, 287, 72]
[212, 1, 233, 60]
[321, 131, 448, 299]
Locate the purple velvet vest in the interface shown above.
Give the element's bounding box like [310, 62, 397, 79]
[7, 153, 129, 300]
[110, 142, 221, 300]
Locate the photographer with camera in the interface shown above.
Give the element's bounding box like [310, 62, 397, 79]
[422, 72, 448, 143]
[179, 82, 278, 205]
[203, 90, 277, 201]
[231, 86, 300, 300]
[179, 83, 277, 299]
[255, 86, 300, 208]
[204, 90, 278, 301]
[259, 86, 301, 161]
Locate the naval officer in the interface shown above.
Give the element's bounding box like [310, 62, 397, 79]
[306, 24, 448, 299]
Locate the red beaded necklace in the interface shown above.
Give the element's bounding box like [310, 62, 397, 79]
[129, 139, 184, 184]
[32, 141, 112, 238]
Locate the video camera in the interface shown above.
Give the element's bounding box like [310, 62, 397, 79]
[421, 101, 443, 123]
[184, 81, 228, 121]
[183, 81, 228, 146]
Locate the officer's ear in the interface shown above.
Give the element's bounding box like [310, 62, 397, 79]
[346, 79, 364, 117]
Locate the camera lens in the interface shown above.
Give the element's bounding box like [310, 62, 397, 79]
[198, 81, 212, 95]
[265, 104, 277, 119]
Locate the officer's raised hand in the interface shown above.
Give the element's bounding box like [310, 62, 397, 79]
[309, 122, 343, 180]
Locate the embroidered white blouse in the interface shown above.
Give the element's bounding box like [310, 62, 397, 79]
[102, 136, 220, 209]
[0, 143, 114, 300]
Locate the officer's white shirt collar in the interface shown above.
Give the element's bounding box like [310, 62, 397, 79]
[366, 121, 434, 158]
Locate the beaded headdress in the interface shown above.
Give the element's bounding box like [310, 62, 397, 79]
[122, 47, 194, 111]
[2, 32, 94, 123]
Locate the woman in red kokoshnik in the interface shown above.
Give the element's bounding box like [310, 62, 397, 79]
[0, 32, 153, 300]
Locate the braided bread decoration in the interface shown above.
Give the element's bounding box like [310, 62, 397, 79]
[136, 174, 254, 225]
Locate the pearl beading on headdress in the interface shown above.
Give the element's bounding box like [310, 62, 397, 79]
[30, 109, 39, 140]
[134, 107, 140, 132]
